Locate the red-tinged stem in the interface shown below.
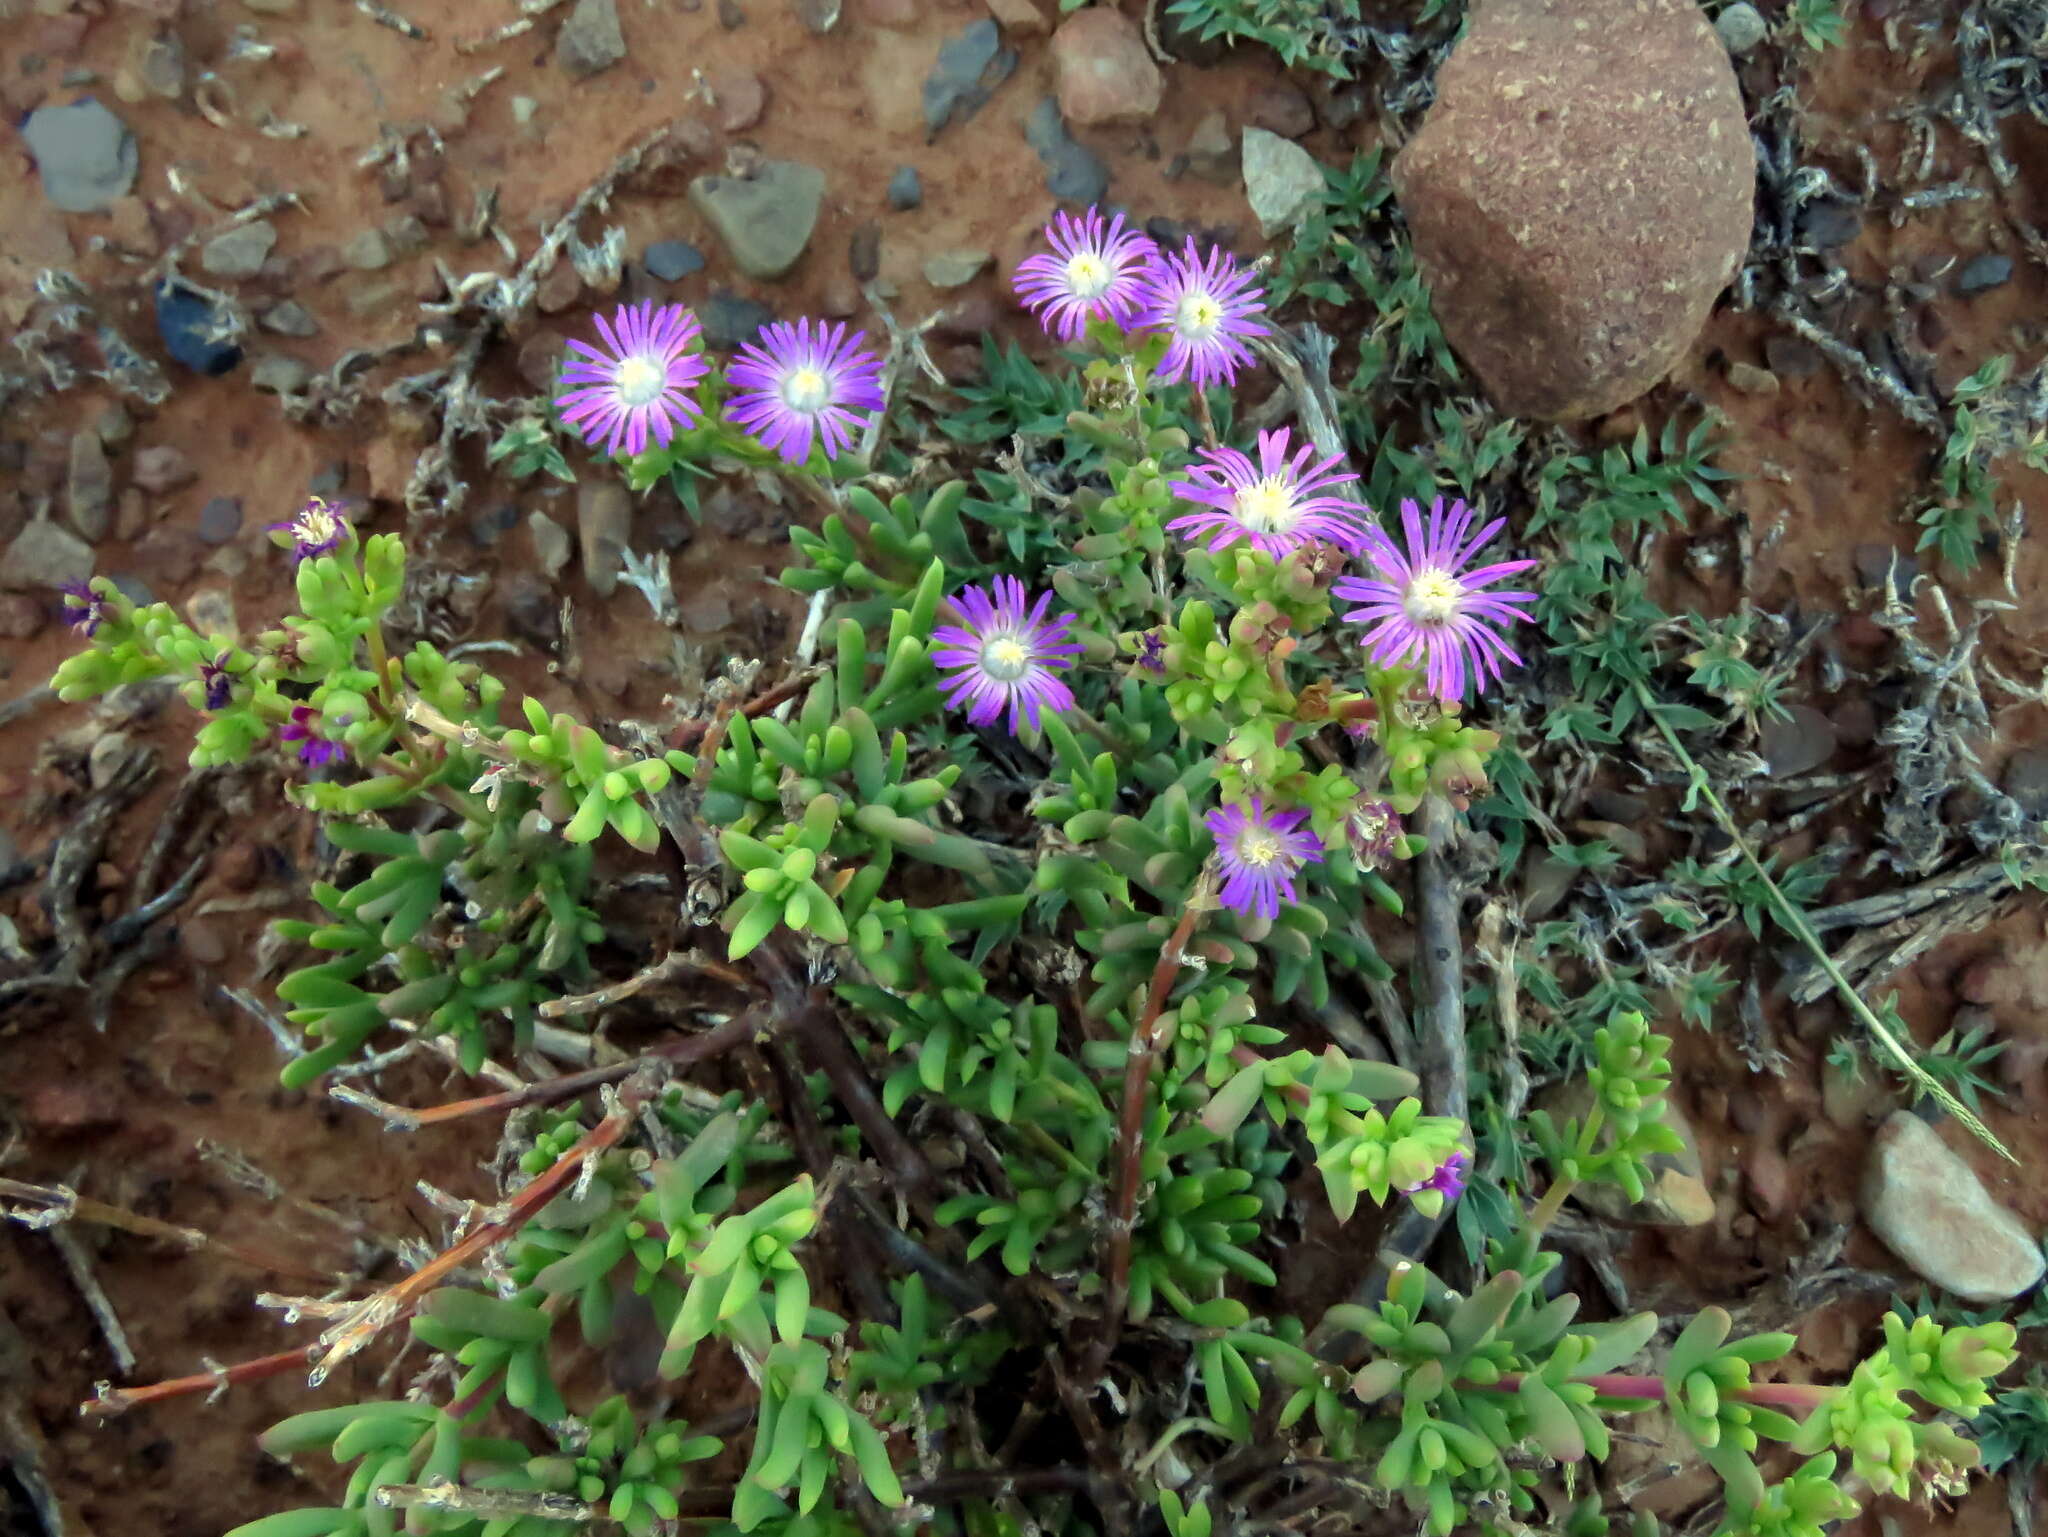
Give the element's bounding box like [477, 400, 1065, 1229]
[1479, 1373, 1834, 1411]
[1101, 898, 1208, 1342]
[81, 1346, 316, 1419]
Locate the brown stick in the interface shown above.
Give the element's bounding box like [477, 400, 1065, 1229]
[333, 1013, 765, 1129]
[1100, 898, 1206, 1341]
[668, 667, 829, 753]
[0, 1179, 338, 1286]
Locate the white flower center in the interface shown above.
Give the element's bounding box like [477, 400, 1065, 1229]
[298, 502, 338, 544]
[981, 634, 1032, 683]
[1404, 570, 1464, 625]
[615, 355, 667, 408]
[1237, 829, 1281, 868]
[781, 365, 831, 414]
[1065, 251, 1112, 299]
[1177, 291, 1223, 339]
[1235, 476, 1299, 533]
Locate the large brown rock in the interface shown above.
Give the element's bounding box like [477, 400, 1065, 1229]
[1390, 0, 1753, 421]
[1050, 8, 1161, 128]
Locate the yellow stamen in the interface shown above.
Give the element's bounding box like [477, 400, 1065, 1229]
[1404, 570, 1464, 625]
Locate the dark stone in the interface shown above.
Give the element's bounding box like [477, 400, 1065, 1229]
[698, 289, 773, 350]
[308, 462, 348, 498]
[1155, 0, 1229, 63]
[702, 485, 787, 542]
[1585, 787, 1651, 823]
[718, 0, 745, 27]
[849, 221, 881, 284]
[107, 572, 157, 607]
[2002, 748, 2048, 819]
[1955, 252, 2013, 297]
[642, 239, 705, 281]
[924, 20, 1015, 139]
[502, 574, 562, 651]
[155, 281, 242, 376]
[887, 165, 922, 211]
[197, 496, 244, 546]
[1248, 82, 1314, 139]
[1851, 542, 1917, 599]
[1797, 200, 1861, 251]
[1763, 334, 1822, 378]
[1761, 703, 1838, 779]
[469, 504, 521, 548]
[1025, 96, 1108, 205]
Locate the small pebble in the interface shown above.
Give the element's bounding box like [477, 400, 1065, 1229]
[887, 165, 922, 211]
[1955, 252, 2013, 297]
[718, 0, 745, 27]
[642, 240, 705, 282]
[197, 496, 244, 546]
[1714, 1, 1767, 55]
[1726, 361, 1778, 396]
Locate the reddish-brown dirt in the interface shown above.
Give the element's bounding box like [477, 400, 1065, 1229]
[2, 2, 2045, 1536]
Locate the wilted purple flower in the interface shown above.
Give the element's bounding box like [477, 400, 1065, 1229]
[1402, 1149, 1469, 1206]
[1135, 630, 1167, 674]
[60, 580, 112, 638]
[1133, 238, 1268, 391]
[1204, 798, 1323, 921]
[1167, 428, 1365, 558]
[932, 577, 1084, 735]
[1334, 498, 1538, 703]
[199, 652, 235, 711]
[278, 705, 345, 770]
[725, 319, 885, 464]
[267, 496, 351, 566]
[555, 301, 708, 458]
[1348, 799, 1401, 868]
[1012, 207, 1158, 342]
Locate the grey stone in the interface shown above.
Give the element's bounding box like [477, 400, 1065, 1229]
[251, 354, 313, 395]
[200, 220, 278, 279]
[23, 100, 139, 214]
[95, 404, 133, 452]
[1798, 200, 1860, 251]
[642, 240, 705, 282]
[133, 445, 195, 494]
[1713, 1, 1767, 55]
[887, 165, 923, 211]
[699, 290, 773, 349]
[1186, 110, 1236, 184]
[2001, 747, 2048, 820]
[924, 20, 1015, 138]
[689, 162, 826, 280]
[342, 229, 392, 271]
[384, 214, 430, 257]
[0, 519, 95, 592]
[137, 35, 186, 98]
[1726, 361, 1778, 396]
[1760, 703, 1837, 779]
[68, 432, 114, 544]
[923, 250, 990, 288]
[197, 496, 244, 546]
[1242, 127, 1324, 238]
[1024, 96, 1107, 205]
[576, 482, 632, 597]
[794, 0, 839, 33]
[527, 511, 573, 579]
[556, 0, 627, 79]
[261, 300, 321, 337]
[1862, 1111, 2044, 1302]
[1956, 252, 2014, 297]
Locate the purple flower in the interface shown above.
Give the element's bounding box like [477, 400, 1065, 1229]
[932, 577, 1084, 735]
[1167, 428, 1365, 558]
[555, 302, 709, 458]
[267, 496, 351, 566]
[1133, 238, 1268, 391]
[1135, 631, 1166, 674]
[1204, 798, 1323, 921]
[1334, 498, 1538, 703]
[1402, 1149, 1469, 1205]
[60, 580, 112, 639]
[725, 319, 885, 465]
[278, 705, 345, 770]
[1012, 207, 1158, 342]
[199, 652, 235, 712]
